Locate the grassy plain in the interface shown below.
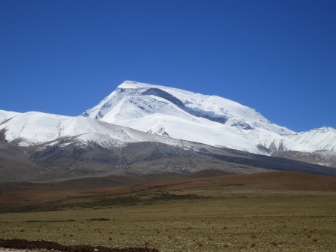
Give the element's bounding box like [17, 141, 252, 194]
[1, 171, 336, 251]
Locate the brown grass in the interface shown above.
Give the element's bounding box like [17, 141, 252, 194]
[1, 171, 336, 210]
[1, 195, 336, 251]
[1, 171, 336, 251]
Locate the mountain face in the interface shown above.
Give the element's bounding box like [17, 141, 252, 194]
[1, 80, 335, 182]
[0, 110, 191, 148]
[0, 109, 227, 181]
[83, 81, 336, 159]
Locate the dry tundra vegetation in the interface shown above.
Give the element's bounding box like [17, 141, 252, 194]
[1, 170, 336, 251]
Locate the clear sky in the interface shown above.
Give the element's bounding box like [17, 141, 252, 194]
[1, 0, 335, 132]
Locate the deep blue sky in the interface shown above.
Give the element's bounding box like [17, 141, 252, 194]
[1, 0, 335, 132]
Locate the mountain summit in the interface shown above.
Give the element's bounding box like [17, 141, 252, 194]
[0, 80, 335, 182]
[83, 81, 336, 160]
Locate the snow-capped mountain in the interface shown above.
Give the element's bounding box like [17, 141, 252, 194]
[0, 110, 194, 149]
[83, 81, 336, 156]
[0, 109, 219, 181]
[1, 81, 336, 181]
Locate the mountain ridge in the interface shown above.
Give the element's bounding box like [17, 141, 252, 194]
[0, 81, 335, 182]
[83, 81, 336, 156]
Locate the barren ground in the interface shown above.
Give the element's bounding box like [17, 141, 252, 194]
[1, 171, 336, 251]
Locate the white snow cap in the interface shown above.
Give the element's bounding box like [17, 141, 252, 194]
[82, 80, 336, 154]
[1, 81, 335, 157]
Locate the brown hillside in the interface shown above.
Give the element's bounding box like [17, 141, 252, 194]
[0, 171, 336, 211]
